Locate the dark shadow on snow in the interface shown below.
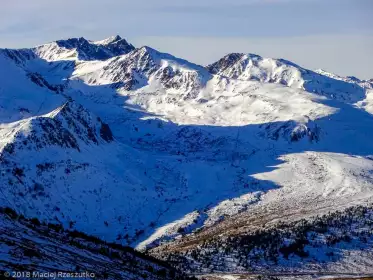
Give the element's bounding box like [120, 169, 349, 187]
[2, 50, 373, 267]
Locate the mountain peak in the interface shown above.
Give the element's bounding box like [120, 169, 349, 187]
[134, 46, 207, 71]
[113, 34, 122, 41]
[2, 34, 373, 277]
[93, 35, 123, 45]
[207, 53, 245, 74]
[55, 37, 89, 47]
[35, 35, 134, 61]
[137, 45, 160, 55]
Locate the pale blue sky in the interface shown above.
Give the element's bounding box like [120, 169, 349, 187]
[1, 0, 372, 78]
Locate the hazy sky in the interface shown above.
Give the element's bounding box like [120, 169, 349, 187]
[1, 0, 372, 79]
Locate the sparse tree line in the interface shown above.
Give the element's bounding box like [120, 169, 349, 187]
[163, 204, 373, 273]
[0, 207, 196, 280]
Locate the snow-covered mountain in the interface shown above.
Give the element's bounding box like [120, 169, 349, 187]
[0, 207, 191, 280]
[207, 53, 368, 103]
[1, 36, 373, 278]
[35, 35, 135, 61]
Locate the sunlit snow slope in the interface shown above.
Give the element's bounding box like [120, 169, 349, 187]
[1, 36, 373, 274]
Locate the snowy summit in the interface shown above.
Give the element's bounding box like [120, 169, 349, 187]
[1, 35, 373, 279]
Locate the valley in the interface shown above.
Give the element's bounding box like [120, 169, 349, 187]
[0, 35, 372, 278]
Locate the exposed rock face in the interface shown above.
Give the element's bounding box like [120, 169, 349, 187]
[1, 36, 373, 277]
[100, 122, 114, 142]
[54, 36, 135, 61]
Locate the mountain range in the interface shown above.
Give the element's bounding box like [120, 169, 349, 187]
[1, 35, 373, 279]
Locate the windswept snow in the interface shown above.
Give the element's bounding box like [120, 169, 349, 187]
[1, 36, 373, 275]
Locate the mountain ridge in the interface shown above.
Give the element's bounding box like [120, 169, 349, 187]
[1, 35, 373, 278]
